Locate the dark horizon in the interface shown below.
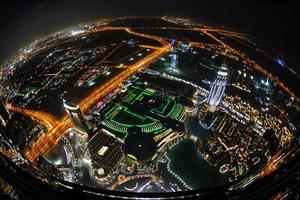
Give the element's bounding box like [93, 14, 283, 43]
[0, 0, 300, 73]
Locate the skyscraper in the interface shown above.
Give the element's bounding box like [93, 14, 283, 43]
[171, 39, 176, 50]
[171, 54, 178, 69]
[198, 62, 229, 129]
[0, 98, 11, 126]
[206, 63, 228, 112]
[63, 99, 89, 142]
[171, 39, 178, 51]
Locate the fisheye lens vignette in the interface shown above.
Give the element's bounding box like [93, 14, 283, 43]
[0, 16, 299, 195]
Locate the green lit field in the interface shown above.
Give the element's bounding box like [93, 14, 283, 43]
[101, 81, 185, 139]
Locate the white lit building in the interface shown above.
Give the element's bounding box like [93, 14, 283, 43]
[63, 99, 89, 142]
[206, 63, 228, 112]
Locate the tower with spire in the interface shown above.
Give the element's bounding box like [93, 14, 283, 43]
[198, 61, 229, 129]
[206, 62, 228, 112]
[171, 53, 178, 69]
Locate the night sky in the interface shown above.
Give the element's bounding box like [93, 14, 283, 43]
[0, 0, 299, 73]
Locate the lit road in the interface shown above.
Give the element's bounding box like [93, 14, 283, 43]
[22, 28, 170, 163]
[5, 103, 58, 129]
[5, 22, 299, 164]
[199, 29, 300, 103]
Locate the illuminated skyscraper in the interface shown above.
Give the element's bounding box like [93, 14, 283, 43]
[63, 99, 89, 142]
[171, 39, 178, 51]
[171, 54, 178, 69]
[198, 62, 229, 129]
[171, 39, 176, 50]
[206, 63, 228, 112]
[0, 99, 11, 126]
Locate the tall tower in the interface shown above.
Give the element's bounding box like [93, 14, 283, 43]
[171, 39, 178, 51]
[0, 98, 11, 126]
[171, 54, 178, 69]
[198, 62, 229, 129]
[63, 99, 89, 142]
[206, 63, 228, 112]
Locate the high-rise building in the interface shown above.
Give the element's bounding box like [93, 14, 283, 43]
[198, 62, 229, 129]
[63, 99, 89, 142]
[206, 63, 228, 112]
[171, 54, 178, 69]
[0, 98, 11, 126]
[171, 39, 178, 51]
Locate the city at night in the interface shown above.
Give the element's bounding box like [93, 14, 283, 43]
[0, 1, 300, 200]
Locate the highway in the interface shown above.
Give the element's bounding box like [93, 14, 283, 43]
[5, 22, 299, 164]
[5, 103, 58, 129]
[200, 29, 300, 103]
[22, 28, 170, 163]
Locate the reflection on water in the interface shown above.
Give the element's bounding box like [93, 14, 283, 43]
[167, 138, 229, 189]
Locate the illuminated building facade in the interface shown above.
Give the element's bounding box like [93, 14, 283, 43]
[206, 63, 228, 112]
[198, 63, 228, 129]
[171, 39, 178, 51]
[0, 99, 10, 126]
[63, 99, 89, 142]
[171, 54, 178, 69]
[171, 39, 175, 50]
